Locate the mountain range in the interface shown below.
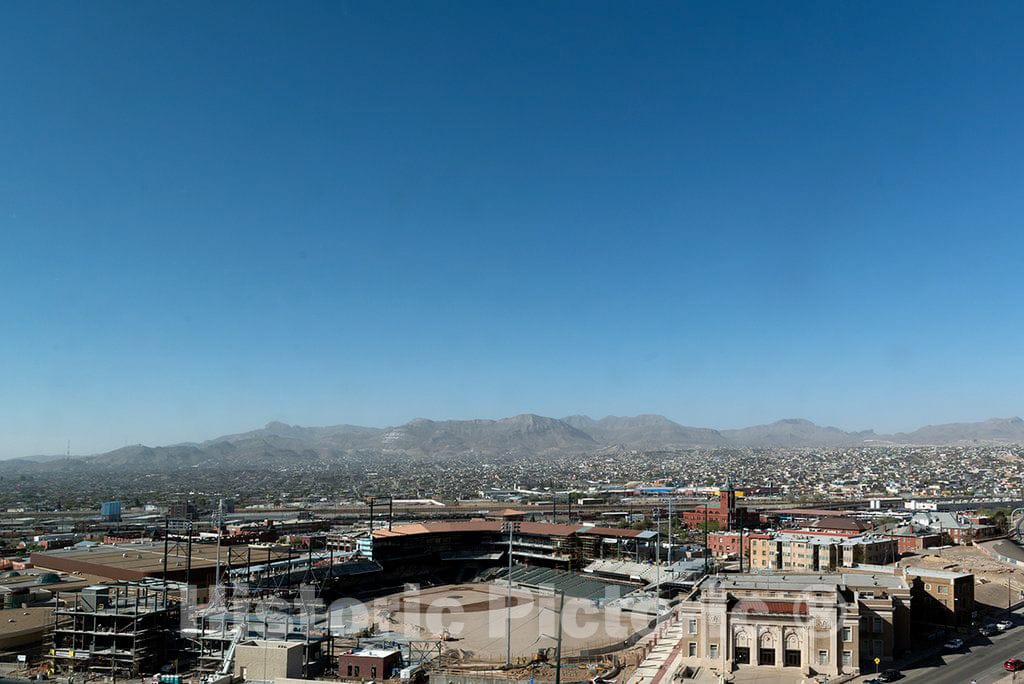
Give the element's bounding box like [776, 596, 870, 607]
[6, 415, 1024, 472]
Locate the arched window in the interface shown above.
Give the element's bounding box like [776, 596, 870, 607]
[734, 631, 750, 665]
[783, 632, 802, 668]
[758, 633, 776, 666]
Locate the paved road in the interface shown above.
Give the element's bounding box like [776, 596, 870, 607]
[886, 624, 1024, 684]
[984, 539, 1024, 564]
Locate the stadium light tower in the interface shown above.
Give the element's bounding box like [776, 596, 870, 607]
[654, 509, 661, 596]
[502, 521, 521, 667]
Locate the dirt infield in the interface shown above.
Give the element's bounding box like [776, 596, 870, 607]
[391, 586, 533, 614]
[340, 582, 654, 664]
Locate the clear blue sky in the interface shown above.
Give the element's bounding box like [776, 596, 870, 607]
[2, 2, 1023, 458]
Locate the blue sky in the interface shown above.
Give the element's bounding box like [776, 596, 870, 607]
[2, 2, 1023, 457]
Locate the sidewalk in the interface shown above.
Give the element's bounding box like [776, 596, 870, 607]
[690, 669, 859, 684]
[629, 619, 688, 684]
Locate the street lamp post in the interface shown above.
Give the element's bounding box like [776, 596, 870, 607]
[503, 521, 521, 667]
[739, 526, 744, 573]
[536, 591, 567, 684]
[667, 498, 673, 567]
[655, 510, 661, 597]
[554, 590, 566, 684]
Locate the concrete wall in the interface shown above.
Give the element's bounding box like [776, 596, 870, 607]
[428, 673, 531, 684]
[235, 641, 303, 681]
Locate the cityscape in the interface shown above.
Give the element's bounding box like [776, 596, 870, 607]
[4, 418, 1024, 683]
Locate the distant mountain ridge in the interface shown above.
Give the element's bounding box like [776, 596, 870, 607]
[719, 418, 878, 448]
[562, 414, 730, 448]
[7, 414, 1024, 472]
[891, 416, 1024, 445]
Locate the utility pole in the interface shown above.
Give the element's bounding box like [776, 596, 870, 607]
[185, 511, 193, 589]
[667, 498, 673, 567]
[162, 516, 169, 599]
[554, 590, 565, 684]
[214, 498, 225, 604]
[703, 503, 709, 575]
[741, 528, 749, 573]
[503, 521, 521, 668]
[368, 495, 392, 534]
[655, 510, 661, 595]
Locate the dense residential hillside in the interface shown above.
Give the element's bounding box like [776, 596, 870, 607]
[5, 414, 1024, 474]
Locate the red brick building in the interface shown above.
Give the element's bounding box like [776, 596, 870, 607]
[338, 648, 402, 681]
[680, 482, 748, 531]
[887, 531, 941, 555]
[103, 532, 146, 545]
[808, 516, 873, 535]
[706, 531, 753, 558]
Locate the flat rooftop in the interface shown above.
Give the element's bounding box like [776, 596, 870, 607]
[841, 573, 909, 590]
[0, 606, 53, 646]
[349, 648, 401, 658]
[904, 566, 972, 580]
[706, 573, 846, 592]
[32, 542, 307, 580]
[373, 520, 650, 540]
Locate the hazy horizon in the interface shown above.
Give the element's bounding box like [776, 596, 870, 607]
[6, 411, 1023, 460]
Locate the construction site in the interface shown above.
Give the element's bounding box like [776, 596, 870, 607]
[344, 581, 656, 661]
[50, 583, 180, 677]
[39, 504, 385, 682]
[32, 510, 673, 684]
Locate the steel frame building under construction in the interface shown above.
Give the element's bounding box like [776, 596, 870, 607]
[50, 582, 180, 677]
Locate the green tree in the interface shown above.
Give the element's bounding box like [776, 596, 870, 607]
[992, 509, 1009, 533]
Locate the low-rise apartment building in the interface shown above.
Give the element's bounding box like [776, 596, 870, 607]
[845, 563, 975, 628]
[707, 531, 752, 559]
[747, 532, 898, 573]
[905, 566, 975, 626]
[909, 511, 999, 545]
[885, 528, 942, 555]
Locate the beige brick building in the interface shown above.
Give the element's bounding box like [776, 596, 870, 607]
[747, 532, 898, 573]
[674, 571, 913, 677]
[234, 640, 304, 681]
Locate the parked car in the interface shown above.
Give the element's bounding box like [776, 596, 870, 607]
[981, 623, 1000, 637]
[878, 671, 903, 682]
[943, 637, 964, 650]
[1005, 658, 1024, 672]
[997, 619, 1015, 631]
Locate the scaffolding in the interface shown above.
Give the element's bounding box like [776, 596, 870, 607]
[182, 585, 331, 677]
[50, 584, 179, 677]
